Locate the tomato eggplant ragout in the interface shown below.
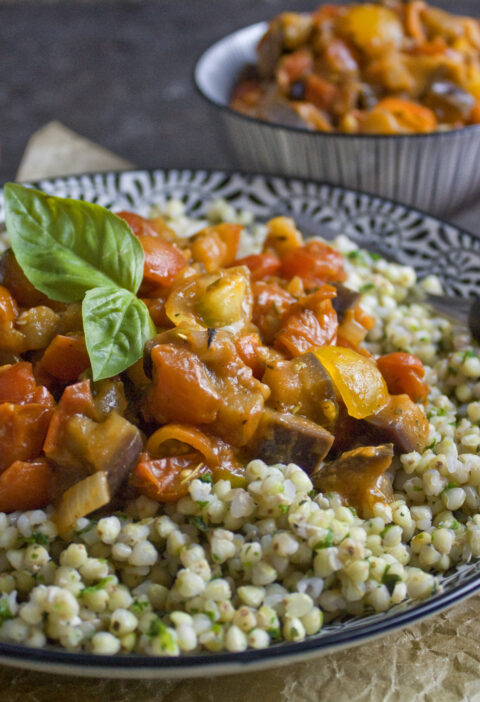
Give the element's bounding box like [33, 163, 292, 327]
[230, 1, 480, 134]
[0, 185, 478, 656]
[0, 187, 428, 529]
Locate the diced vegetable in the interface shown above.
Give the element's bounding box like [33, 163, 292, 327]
[190, 223, 242, 271]
[275, 287, 338, 357]
[263, 351, 338, 431]
[0, 362, 53, 406]
[376, 352, 429, 402]
[146, 424, 221, 467]
[0, 403, 54, 472]
[233, 253, 281, 281]
[364, 393, 429, 453]
[312, 444, 394, 517]
[44, 379, 142, 493]
[37, 334, 90, 382]
[0, 249, 53, 308]
[0, 284, 24, 353]
[374, 98, 437, 133]
[165, 267, 252, 330]
[55, 471, 111, 534]
[313, 346, 390, 419]
[338, 4, 404, 56]
[139, 236, 187, 289]
[235, 332, 265, 379]
[280, 241, 346, 289]
[132, 453, 210, 502]
[264, 217, 304, 258]
[145, 342, 220, 425]
[0, 458, 53, 513]
[249, 407, 334, 473]
[252, 281, 295, 344]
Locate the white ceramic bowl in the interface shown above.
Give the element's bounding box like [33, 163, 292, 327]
[195, 21, 480, 216]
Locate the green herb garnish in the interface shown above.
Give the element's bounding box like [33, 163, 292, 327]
[192, 516, 209, 532]
[199, 473, 213, 484]
[0, 597, 13, 624]
[382, 571, 401, 594]
[314, 528, 333, 549]
[26, 532, 50, 545]
[4, 184, 155, 380]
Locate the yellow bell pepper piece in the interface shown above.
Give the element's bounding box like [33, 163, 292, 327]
[338, 5, 404, 56]
[313, 346, 389, 419]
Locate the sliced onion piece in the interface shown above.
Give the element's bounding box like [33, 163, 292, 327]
[55, 471, 110, 534]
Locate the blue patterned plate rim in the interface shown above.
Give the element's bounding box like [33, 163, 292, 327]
[0, 168, 478, 677]
[194, 20, 480, 141]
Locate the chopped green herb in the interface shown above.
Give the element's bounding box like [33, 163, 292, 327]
[131, 599, 149, 615]
[195, 500, 209, 509]
[463, 350, 476, 360]
[359, 282, 375, 293]
[278, 504, 289, 514]
[380, 524, 394, 537]
[426, 438, 437, 450]
[76, 521, 97, 535]
[0, 596, 12, 624]
[26, 532, 50, 545]
[148, 618, 166, 638]
[192, 516, 209, 532]
[370, 252, 382, 261]
[347, 250, 366, 264]
[314, 528, 333, 550]
[80, 576, 114, 596]
[382, 572, 402, 594]
[199, 473, 213, 484]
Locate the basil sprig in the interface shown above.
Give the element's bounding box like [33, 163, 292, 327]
[83, 287, 155, 380]
[4, 183, 155, 381]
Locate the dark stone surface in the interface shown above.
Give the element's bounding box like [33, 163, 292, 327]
[0, 0, 478, 184]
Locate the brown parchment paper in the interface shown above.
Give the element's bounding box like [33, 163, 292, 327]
[2, 122, 480, 702]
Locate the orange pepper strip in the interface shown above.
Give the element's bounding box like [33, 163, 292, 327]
[146, 424, 221, 467]
[405, 0, 427, 43]
[0, 458, 53, 512]
[132, 453, 210, 502]
[376, 98, 437, 133]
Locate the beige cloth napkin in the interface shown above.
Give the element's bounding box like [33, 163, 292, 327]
[1, 122, 479, 702]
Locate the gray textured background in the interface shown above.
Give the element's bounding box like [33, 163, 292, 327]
[1, 0, 480, 221]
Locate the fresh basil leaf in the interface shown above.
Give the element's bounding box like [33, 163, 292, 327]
[83, 286, 155, 381]
[3, 183, 144, 302]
